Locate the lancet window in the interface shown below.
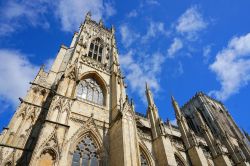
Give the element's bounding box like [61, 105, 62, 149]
[88, 38, 103, 62]
[77, 78, 104, 105]
[71, 134, 99, 166]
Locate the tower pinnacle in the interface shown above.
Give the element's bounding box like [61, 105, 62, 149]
[145, 82, 155, 106]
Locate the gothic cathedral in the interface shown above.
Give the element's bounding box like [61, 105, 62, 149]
[0, 13, 250, 166]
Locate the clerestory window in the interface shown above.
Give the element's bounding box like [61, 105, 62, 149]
[77, 78, 104, 105]
[88, 38, 103, 62]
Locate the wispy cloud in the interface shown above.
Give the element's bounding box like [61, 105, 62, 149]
[120, 51, 165, 101]
[209, 33, 250, 101]
[0, 0, 116, 35]
[56, 0, 116, 31]
[146, 0, 160, 5]
[203, 45, 212, 63]
[167, 38, 183, 58]
[127, 10, 138, 18]
[176, 6, 207, 41]
[0, 49, 39, 106]
[57, 0, 115, 31]
[0, 0, 51, 36]
[142, 21, 169, 43]
[119, 24, 140, 48]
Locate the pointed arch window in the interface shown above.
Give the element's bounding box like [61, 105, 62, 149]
[77, 78, 104, 105]
[88, 38, 103, 62]
[71, 134, 99, 166]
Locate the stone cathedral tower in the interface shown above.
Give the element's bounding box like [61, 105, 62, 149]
[0, 13, 250, 166]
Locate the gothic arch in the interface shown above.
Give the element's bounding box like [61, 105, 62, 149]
[35, 147, 58, 166]
[77, 71, 108, 105]
[68, 129, 104, 166]
[139, 142, 154, 166]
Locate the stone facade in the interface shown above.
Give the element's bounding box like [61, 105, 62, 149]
[0, 13, 250, 166]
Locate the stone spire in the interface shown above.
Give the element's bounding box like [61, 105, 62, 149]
[145, 82, 155, 107]
[145, 83, 160, 139]
[171, 96, 193, 148]
[145, 86, 177, 165]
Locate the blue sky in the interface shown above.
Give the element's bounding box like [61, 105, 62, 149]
[0, 0, 250, 133]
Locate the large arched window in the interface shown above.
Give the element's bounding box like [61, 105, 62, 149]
[77, 78, 104, 105]
[71, 134, 99, 166]
[88, 38, 103, 62]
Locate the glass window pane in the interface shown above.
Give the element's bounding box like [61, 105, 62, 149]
[93, 90, 98, 103]
[72, 134, 99, 166]
[87, 87, 93, 101]
[77, 85, 83, 97]
[94, 45, 98, 52]
[88, 51, 93, 57]
[72, 153, 80, 166]
[97, 56, 101, 62]
[90, 157, 98, 166]
[93, 53, 97, 60]
[90, 43, 94, 50]
[98, 93, 103, 105]
[82, 159, 89, 166]
[82, 86, 87, 99]
[77, 79, 104, 105]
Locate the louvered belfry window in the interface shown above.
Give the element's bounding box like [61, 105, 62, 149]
[88, 38, 103, 62]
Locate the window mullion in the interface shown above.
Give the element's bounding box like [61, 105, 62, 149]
[79, 155, 83, 166]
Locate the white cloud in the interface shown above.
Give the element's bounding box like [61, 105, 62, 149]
[203, 45, 211, 63]
[56, 0, 116, 32]
[142, 21, 169, 43]
[209, 33, 250, 101]
[119, 24, 140, 48]
[0, 0, 51, 36]
[127, 10, 138, 18]
[167, 38, 183, 58]
[176, 62, 184, 75]
[0, 0, 116, 35]
[120, 51, 165, 101]
[176, 6, 207, 40]
[0, 49, 39, 106]
[146, 0, 160, 5]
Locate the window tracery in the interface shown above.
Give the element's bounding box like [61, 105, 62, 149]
[88, 38, 103, 62]
[77, 78, 104, 105]
[71, 134, 99, 166]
